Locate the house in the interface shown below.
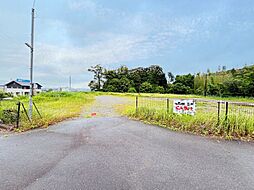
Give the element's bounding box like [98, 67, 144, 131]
[4, 79, 42, 96]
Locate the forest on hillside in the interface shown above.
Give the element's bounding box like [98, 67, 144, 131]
[88, 64, 254, 97]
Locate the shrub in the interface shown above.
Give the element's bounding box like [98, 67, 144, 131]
[140, 82, 153, 93]
[0, 92, 12, 100]
[154, 86, 165, 94]
[104, 85, 118, 92]
[128, 87, 137, 93]
[2, 109, 17, 124]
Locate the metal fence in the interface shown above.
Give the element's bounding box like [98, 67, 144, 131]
[135, 96, 254, 134]
[0, 100, 42, 129]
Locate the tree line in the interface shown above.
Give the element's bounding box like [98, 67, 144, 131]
[88, 64, 254, 97]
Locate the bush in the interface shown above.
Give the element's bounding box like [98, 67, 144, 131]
[0, 92, 12, 100]
[171, 83, 193, 94]
[128, 87, 137, 93]
[2, 109, 17, 124]
[140, 82, 153, 93]
[104, 85, 118, 92]
[154, 86, 165, 94]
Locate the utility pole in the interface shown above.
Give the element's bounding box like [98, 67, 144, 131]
[204, 73, 208, 97]
[69, 76, 72, 91]
[26, 8, 35, 120]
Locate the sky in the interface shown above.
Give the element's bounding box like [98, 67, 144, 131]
[1, 0, 254, 88]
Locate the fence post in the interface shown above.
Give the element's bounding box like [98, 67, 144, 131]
[33, 102, 42, 119]
[217, 101, 220, 125]
[166, 98, 169, 113]
[16, 102, 21, 128]
[21, 103, 32, 124]
[225, 102, 228, 120]
[136, 96, 138, 113]
[225, 102, 229, 133]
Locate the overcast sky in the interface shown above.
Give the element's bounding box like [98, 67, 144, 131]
[1, 0, 254, 88]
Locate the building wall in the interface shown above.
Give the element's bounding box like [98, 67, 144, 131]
[5, 88, 42, 96]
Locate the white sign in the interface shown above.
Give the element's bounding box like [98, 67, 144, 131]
[173, 99, 196, 116]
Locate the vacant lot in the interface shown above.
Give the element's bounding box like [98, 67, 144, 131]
[0, 92, 95, 131]
[1, 95, 254, 190]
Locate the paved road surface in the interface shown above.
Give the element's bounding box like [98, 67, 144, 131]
[0, 96, 254, 190]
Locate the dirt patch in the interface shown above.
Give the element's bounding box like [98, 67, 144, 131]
[82, 95, 133, 118]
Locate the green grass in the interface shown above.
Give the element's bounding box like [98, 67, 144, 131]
[93, 92, 254, 141]
[2, 91, 253, 140]
[121, 97, 254, 141]
[107, 92, 254, 103]
[0, 92, 95, 131]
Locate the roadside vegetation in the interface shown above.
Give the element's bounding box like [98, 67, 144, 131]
[111, 92, 254, 141]
[124, 108, 254, 141]
[0, 91, 13, 100]
[108, 92, 254, 103]
[0, 92, 95, 131]
[118, 96, 254, 141]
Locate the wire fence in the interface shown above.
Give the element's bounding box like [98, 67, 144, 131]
[226, 102, 254, 134]
[0, 100, 42, 129]
[135, 96, 254, 135]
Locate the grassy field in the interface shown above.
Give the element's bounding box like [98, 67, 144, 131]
[116, 93, 254, 141]
[0, 92, 95, 131]
[108, 92, 254, 103]
[1, 91, 254, 140]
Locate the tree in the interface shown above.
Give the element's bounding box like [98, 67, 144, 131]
[168, 72, 175, 83]
[103, 78, 120, 92]
[102, 66, 133, 92]
[88, 65, 104, 91]
[207, 83, 220, 96]
[128, 68, 143, 92]
[230, 68, 236, 76]
[105, 85, 118, 92]
[171, 83, 192, 94]
[146, 65, 167, 88]
[88, 64, 254, 97]
[88, 81, 98, 91]
[154, 86, 165, 94]
[174, 74, 194, 89]
[140, 82, 153, 93]
[223, 79, 244, 96]
[118, 77, 131, 92]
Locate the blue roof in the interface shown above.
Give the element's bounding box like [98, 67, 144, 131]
[16, 79, 30, 83]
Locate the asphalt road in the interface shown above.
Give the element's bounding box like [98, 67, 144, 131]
[0, 96, 254, 190]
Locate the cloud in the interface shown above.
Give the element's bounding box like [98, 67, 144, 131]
[35, 34, 148, 74]
[30, 11, 215, 88]
[69, 0, 97, 11]
[0, 0, 228, 88]
[68, 0, 125, 17]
